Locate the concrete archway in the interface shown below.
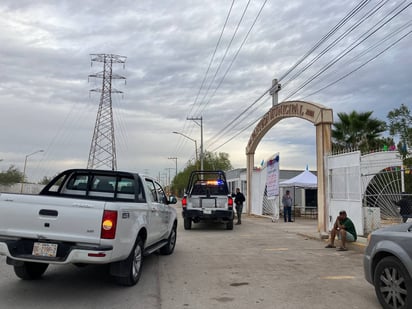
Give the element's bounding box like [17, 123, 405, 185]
[246, 100, 333, 233]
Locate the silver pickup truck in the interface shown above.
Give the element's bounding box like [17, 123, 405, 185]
[0, 168, 177, 286]
[181, 170, 234, 230]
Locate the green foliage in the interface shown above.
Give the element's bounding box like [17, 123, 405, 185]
[387, 103, 412, 159]
[202, 152, 233, 171]
[332, 110, 387, 153]
[0, 165, 24, 185]
[369, 136, 396, 152]
[170, 151, 233, 196]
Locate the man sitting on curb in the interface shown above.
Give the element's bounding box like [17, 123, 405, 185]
[325, 210, 357, 251]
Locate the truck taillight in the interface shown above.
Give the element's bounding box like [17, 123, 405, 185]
[182, 196, 187, 208]
[101, 210, 118, 239]
[228, 196, 233, 207]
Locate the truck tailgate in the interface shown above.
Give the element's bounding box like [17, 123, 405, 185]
[189, 196, 228, 208]
[0, 194, 105, 244]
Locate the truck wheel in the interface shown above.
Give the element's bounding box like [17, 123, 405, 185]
[226, 220, 234, 230]
[115, 237, 144, 286]
[184, 218, 192, 230]
[159, 223, 177, 255]
[14, 262, 49, 280]
[373, 256, 412, 309]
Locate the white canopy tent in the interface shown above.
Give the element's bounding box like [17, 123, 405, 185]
[279, 169, 317, 188]
[279, 169, 318, 220]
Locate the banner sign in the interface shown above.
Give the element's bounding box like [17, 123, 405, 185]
[266, 154, 280, 198]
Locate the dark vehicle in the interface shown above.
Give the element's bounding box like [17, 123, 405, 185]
[181, 170, 234, 230]
[363, 223, 412, 309]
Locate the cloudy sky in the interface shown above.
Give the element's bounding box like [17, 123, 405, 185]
[0, 0, 411, 185]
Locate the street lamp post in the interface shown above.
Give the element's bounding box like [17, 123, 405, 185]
[172, 131, 198, 168]
[20, 149, 44, 193]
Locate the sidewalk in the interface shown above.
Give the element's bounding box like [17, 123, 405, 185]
[249, 215, 368, 253]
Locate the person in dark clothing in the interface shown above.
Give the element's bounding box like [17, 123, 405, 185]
[282, 190, 293, 222]
[394, 193, 412, 223]
[233, 188, 245, 225]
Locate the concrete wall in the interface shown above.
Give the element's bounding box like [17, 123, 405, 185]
[0, 183, 44, 194]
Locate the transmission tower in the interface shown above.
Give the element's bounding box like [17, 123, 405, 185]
[87, 53, 127, 170]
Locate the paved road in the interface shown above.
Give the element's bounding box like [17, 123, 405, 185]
[0, 215, 381, 309]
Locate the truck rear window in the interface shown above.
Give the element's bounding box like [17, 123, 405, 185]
[191, 180, 228, 195]
[59, 173, 146, 202]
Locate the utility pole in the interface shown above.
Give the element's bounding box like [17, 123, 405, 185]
[20, 150, 44, 193]
[269, 78, 281, 106]
[165, 168, 174, 188]
[168, 157, 178, 179]
[187, 116, 203, 171]
[87, 53, 127, 170]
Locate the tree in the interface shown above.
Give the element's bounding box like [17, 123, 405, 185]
[201, 152, 232, 171]
[0, 165, 24, 185]
[170, 151, 233, 196]
[332, 110, 387, 153]
[387, 103, 412, 159]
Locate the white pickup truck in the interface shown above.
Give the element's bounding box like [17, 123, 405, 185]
[0, 168, 178, 286]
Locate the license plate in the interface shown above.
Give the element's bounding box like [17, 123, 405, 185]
[32, 242, 58, 257]
[203, 209, 212, 214]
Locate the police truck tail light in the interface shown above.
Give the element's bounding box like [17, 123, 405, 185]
[182, 196, 187, 208]
[228, 196, 233, 207]
[101, 210, 118, 239]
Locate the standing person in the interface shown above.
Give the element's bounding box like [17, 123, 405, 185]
[394, 193, 412, 223]
[325, 210, 357, 251]
[282, 190, 293, 222]
[233, 188, 245, 225]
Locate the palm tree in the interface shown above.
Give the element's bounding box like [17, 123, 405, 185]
[332, 111, 387, 153]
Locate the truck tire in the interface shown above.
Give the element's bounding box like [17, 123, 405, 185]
[14, 262, 49, 280]
[115, 237, 144, 286]
[184, 218, 192, 230]
[226, 220, 234, 230]
[159, 222, 177, 255]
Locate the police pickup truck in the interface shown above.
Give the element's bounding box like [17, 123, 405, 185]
[0, 168, 177, 286]
[181, 170, 234, 230]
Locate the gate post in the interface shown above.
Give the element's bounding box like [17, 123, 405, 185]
[316, 121, 332, 234]
[246, 152, 254, 215]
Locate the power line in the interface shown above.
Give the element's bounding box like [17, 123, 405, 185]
[206, 88, 270, 149]
[187, 0, 235, 119]
[209, 98, 271, 152]
[192, 0, 252, 118]
[174, 1, 235, 158]
[280, 0, 390, 89]
[278, 0, 371, 83]
[207, 1, 411, 153]
[178, 1, 267, 159]
[301, 24, 412, 99]
[207, 0, 373, 150]
[282, 1, 412, 100]
[201, 0, 270, 148]
[200, 0, 269, 116]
